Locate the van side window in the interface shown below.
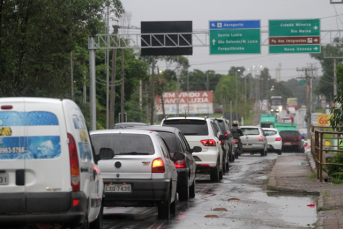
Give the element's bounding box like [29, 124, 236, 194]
[72, 115, 92, 160]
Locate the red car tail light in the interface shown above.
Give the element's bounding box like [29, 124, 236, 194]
[200, 139, 216, 146]
[68, 133, 80, 191]
[275, 137, 281, 141]
[224, 131, 229, 137]
[258, 136, 264, 142]
[72, 199, 80, 206]
[1, 105, 13, 110]
[234, 139, 238, 144]
[219, 140, 223, 145]
[152, 158, 165, 173]
[175, 159, 186, 168]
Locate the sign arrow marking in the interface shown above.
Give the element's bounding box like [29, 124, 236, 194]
[212, 39, 216, 45]
[313, 26, 318, 30]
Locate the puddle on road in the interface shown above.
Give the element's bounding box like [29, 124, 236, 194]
[249, 191, 317, 228]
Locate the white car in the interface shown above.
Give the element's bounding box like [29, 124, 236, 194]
[90, 129, 178, 219]
[0, 98, 103, 228]
[161, 117, 225, 182]
[262, 128, 282, 155]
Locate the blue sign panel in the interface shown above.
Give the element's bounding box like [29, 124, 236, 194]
[209, 20, 260, 30]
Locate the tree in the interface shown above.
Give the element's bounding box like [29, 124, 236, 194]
[330, 63, 343, 131]
[310, 38, 343, 101]
[0, 0, 124, 97]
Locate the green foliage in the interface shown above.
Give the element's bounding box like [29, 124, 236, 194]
[330, 63, 343, 131]
[327, 152, 343, 184]
[307, 173, 316, 179]
[310, 38, 343, 101]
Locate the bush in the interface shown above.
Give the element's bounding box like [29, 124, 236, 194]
[327, 152, 343, 184]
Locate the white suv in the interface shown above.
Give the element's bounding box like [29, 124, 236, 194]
[161, 117, 225, 182]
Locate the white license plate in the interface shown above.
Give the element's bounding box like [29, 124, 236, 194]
[105, 184, 132, 193]
[0, 173, 9, 185]
[244, 144, 252, 148]
[234, 144, 238, 147]
[284, 142, 291, 145]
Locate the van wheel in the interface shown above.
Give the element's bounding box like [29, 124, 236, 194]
[189, 179, 196, 198]
[210, 164, 219, 182]
[89, 205, 103, 229]
[170, 192, 177, 216]
[179, 179, 189, 201]
[158, 192, 171, 219]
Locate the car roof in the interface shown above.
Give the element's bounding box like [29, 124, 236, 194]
[114, 122, 149, 126]
[240, 125, 260, 128]
[262, 128, 278, 131]
[90, 129, 157, 136]
[163, 117, 208, 121]
[127, 125, 180, 134]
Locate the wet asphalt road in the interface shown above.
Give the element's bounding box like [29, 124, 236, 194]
[103, 152, 317, 229]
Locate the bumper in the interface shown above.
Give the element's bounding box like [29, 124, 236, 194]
[192, 148, 220, 168]
[267, 143, 282, 151]
[242, 143, 265, 152]
[0, 192, 87, 227]
[103, 179, 171, 207]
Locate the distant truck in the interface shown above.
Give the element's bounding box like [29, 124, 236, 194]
[286, 98, 298, 110]
[275, 122, 297, 133]
[270, 96, 283, 114]
[260, 114, 278, 128]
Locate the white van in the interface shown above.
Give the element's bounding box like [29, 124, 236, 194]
[0, 98, 103, 229]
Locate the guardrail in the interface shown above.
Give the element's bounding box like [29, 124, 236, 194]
[312, 125, 343, 182]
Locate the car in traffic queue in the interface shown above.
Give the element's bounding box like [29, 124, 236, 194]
[0, 98, 104, 229]
[279, 130, 303, 152]
[240, 126, 268, 156]
[216, 117, 235, 163]
[161, 117, 226, 182]
[262, 127, 282, 155]
[127, 126, 201, 201]
[90, 129, 179, 219]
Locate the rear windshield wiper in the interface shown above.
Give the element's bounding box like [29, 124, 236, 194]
[118, 152, 150, 155]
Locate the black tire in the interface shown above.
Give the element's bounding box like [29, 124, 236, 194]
[189, 178, 196, 198]
[210, 164, 219, 182]
[226, 161, 229, 173]
[81, 214, 89, 229]
[219, 169, 223, 180]
[178, 179, 189, 201]
[260, 149, 264, 156]
[90, 205, 103, 229]
[277, 150, 282, 155]
[170, 192, 177, 216]
[222, 155, 226, 174]
[235, 149, 239, 159]
[158, 191, 171, 219]
[265, 149, 268, 156]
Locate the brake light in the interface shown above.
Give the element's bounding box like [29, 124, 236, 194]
[200, 139, 216, 146]
[258, 136, 264, 142]
[224, 131, 229, 137]
[297, 136, 301, 140]
[219, 140, 223, 145]
[72, 199, 80, 206]
[234, 139, 238, 144]
[68, 133, 80, 191]
[175, 159, 186, 168]
[152, 158, 165, 173]
[282, 119, 284, 123]
[200, 164, 210, 167]
[1, 105, 13, 110]
[275, 137, 281, 141]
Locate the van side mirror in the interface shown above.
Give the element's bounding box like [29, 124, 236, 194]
[173, 152, 185, 161]
[99, 148, 114, 160]
[192, 146, 202, 153]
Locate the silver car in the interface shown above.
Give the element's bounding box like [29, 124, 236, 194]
[90, 129, 178, 219]
[240, 126, 268, 156]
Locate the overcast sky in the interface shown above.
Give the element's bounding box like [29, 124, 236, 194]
[118, 0, 343, 82]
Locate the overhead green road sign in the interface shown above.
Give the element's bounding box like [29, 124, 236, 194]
[269, 44, 320, 53]
[210, 29, 260, 54]
[209, 20, 260, 55]
[269, 19, 320, 37]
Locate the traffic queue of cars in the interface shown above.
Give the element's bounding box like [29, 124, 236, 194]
[0, 96, 307, 229]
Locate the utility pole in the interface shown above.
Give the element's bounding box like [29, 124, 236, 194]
[120, 48, 125, 122]
[70, 52, 74, 101]
[106, 5, 110, 128]
[109, 25, 119, 128]
[207, 73, 209, 117]
[150, 58, 155, 124]
[334, 58, 337, 106]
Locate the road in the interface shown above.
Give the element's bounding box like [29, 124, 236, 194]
[103, 153, 317, 229]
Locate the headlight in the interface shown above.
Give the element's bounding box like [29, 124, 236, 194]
[276, 108, 279, 111]
[279, 106, 283, 111]
[271, 109, 274, 112]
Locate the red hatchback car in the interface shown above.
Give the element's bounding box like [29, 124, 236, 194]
[279, 130, 303, 152]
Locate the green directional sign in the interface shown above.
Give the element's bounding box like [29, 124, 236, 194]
[209, 29, 260, 54]
[269, 44, 320, 54]
[269, 19, 320, 37]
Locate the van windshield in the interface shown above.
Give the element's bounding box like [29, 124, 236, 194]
[91, 133, 155, 155]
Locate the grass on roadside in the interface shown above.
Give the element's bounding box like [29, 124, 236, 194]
[307, 173, 316, 179]
[263, 178, 269, 185]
